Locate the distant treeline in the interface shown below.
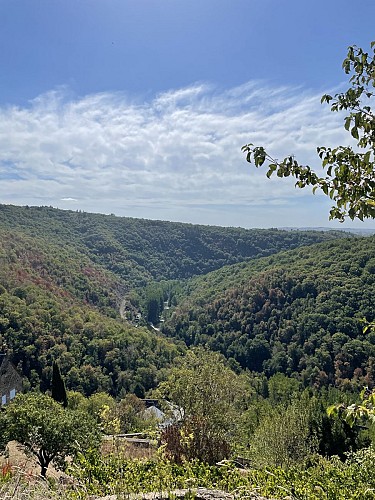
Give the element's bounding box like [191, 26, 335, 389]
[0, 204, 347, 286]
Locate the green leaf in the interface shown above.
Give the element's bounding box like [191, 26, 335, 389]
[351, 127, 359, 140]
[327, 405, 338, 418]
[321, 94, 332, 104]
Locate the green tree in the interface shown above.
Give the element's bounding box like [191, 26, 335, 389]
[242, 41, 375, 222]
[249, 396, 317, 468]
[51, 361, 68, 408]
[267, 373, 301, 405]
[145, 286, 163, 324]
[117, 394, 148, 433]
[157, 347, 248, 463]
[0, 393, 101, 478]
[83, 392, 119, 434]
[328, 387, 375, 428]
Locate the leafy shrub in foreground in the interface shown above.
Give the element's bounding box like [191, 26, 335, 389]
[68, 446, 375, 499]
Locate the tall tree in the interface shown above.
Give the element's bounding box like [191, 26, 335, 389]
[145, 286, 163, 324]
[157, 347, 248, 463]
[242, 41, 375, 222]
[51, 361, 68, 408]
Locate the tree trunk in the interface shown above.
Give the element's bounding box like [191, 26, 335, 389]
[37, 450, 51, 479]
[40, 463, 48, 478]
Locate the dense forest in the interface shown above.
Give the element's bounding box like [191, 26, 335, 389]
[163, 237, 375, 389]
[0, 227, 184, 397]
[0, 204, 347, 285]
[0, 205, 348, 397]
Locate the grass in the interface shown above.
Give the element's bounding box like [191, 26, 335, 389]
[0, 468, 66, 499]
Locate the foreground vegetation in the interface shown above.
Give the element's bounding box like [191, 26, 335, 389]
[1, 349, 375, 498]
[70, 446, 375, 499]
[2, 447, 375, 499]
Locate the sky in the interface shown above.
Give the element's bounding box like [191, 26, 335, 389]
[0, 0, 375, 229]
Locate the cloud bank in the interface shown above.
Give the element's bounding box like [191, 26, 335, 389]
[0, 82, 363, 228]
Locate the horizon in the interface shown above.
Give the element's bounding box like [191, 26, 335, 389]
[3, 202, 375, 235]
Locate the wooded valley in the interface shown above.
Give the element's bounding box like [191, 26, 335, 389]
[1, 204, 375, 499]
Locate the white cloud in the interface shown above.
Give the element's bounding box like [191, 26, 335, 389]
[0, 82, 371, 228]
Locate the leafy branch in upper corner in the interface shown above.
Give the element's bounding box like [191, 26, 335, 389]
[242, 41, 375, 222]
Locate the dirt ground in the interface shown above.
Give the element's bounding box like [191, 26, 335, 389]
[101, 436, 156, 459]
[0, 438, 155, 482]
[0, 441, 62, 480]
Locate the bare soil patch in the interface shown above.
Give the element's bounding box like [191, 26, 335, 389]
[1, 441, 62, 480]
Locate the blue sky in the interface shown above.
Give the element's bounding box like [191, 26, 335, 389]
[0, 0, 375, 228]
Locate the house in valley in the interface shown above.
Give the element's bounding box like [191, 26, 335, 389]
[0, 354, 23, 407]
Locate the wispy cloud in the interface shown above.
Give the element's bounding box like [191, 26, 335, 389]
[0, 82, 364, 227]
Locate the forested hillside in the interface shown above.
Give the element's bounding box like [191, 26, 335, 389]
[0, 204, 347, 286]
[2, 205, 375, 498]
[163, 237, 375, 389]
[0, 204, 347, 396]
[0, 227, 183, 397]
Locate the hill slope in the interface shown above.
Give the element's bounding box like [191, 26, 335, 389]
[0, 228, 182, 397]
[0, 204, 357, 395]
[0, 204, 348, 286]
[163, 237, 375, 388]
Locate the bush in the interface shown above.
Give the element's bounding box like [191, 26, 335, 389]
[249, 398, 317, 468]
[161, 417, 231, 464]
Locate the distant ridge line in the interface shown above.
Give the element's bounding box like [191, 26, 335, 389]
[279, 226, 375, 235]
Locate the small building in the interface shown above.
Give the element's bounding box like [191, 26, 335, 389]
[0, 355, 23, 407]
[140, 399, 183, 428]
